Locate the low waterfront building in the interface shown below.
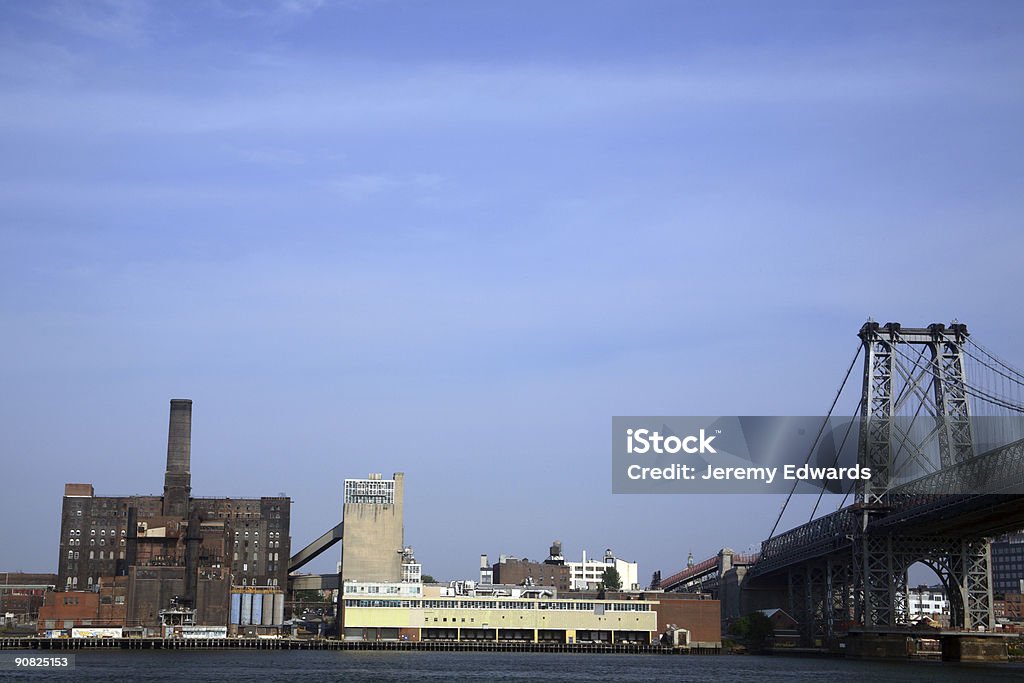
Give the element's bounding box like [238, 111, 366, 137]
[339, 580, 658, 643]
[642, 592, 720, 648]
[37, 590, 106, 635]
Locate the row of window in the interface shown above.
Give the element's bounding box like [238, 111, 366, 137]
[350, 585, 422, 595]
[67, 528, 122, 537]
[67, 540, 122, 548]
[344, 599, 650, 611]
[230, 551, 283, 563]
[238, 578, 280, 586]
[66, 550, 125, 561]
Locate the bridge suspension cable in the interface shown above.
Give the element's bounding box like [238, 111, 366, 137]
[966, 338, 1024, 384]
[961, 338, 1024, 413]
[766, 342, 862, 541]
[808, 396, 862, 522]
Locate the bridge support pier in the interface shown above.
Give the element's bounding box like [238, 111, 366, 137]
[940, 634, 1008, 662]
[845, 630, 1008, 663]
[844, 631, 911, 660]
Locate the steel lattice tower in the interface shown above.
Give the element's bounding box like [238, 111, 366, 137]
[854, 321, 990, 630]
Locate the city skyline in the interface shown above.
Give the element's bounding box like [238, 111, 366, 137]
[2, 1, 1024, 585]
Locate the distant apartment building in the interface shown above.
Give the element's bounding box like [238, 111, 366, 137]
[995, 593, 1024, 622]
[479, 555, 494, 585]
[907, 585, 950, 625]
[992, 532, 1024, 595]
[483, 543, 639, 592]
[50, 399, 290, 633]
[565, 549, 640, 591]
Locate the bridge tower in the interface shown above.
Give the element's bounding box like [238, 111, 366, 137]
[855, 321, 991, 630]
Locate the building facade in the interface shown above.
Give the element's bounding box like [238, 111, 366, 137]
[341, 473, 404, 583]
[339, 581, 659, 643]
[906, 585, 950, 625]
[992, 532, 1024, 596]
[0, 573, 56, 627]
[491, 557, 571, 591]
[565, 550, 640, 591]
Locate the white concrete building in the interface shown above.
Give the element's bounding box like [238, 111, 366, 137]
[564, 549, 639, 591]
[907, 585, 949, 623]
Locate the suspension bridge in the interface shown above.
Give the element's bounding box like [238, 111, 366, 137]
[660, 321, 1024, 658]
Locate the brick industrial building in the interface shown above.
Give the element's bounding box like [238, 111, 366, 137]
[48, 399, 290, 633]
[491, 557, 571, 591]
[0, 573, 56, 627]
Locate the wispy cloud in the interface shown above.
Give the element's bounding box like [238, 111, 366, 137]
[326, 172, 445, 202]
[1, 57, 1014, 138]
[211, 0, 331, 22]
[38, 0, 152, 46]
[277, 0, 325, 14]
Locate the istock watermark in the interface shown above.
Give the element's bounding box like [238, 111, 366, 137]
[611, 416, 1024, 494]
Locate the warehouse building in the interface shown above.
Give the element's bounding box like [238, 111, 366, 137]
[339, 580, 658, 644]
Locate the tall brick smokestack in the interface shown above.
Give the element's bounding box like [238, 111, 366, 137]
[162, 399, 192, 517]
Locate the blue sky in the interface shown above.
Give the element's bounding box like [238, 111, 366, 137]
[1, 0, 1023, 582]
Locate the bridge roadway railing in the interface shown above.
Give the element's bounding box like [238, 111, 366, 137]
[660, 557, 718, 591]
[747, 436, 1024, 579]
[746, 507, 857, 579]
[867, 436, 1024, 533]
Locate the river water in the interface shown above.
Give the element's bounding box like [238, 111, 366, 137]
[2, 651, 1023, 682]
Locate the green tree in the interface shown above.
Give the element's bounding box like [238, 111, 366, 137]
[294, 590, 326, 603]
[421, 575, 436, 584]
[728, 611, 774, 652]
[600, 566, 623, 591]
